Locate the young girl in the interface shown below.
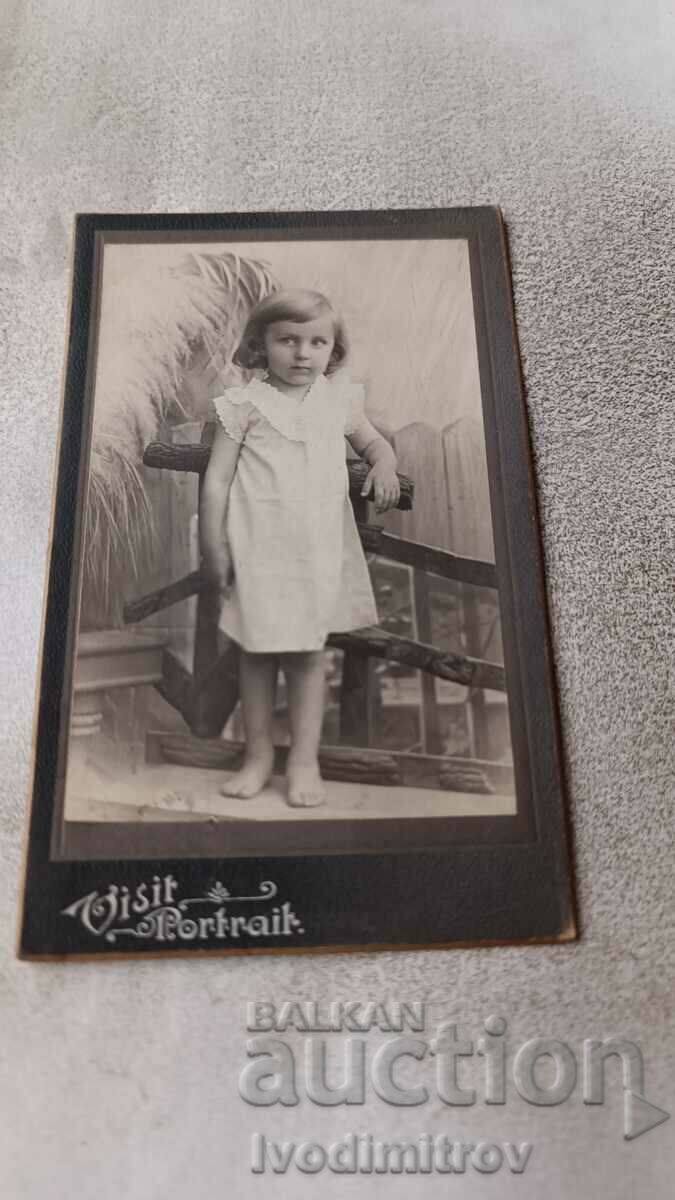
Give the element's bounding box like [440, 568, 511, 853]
[199, 289, 399, 808]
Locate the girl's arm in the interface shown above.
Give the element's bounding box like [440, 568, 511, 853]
[199, 424, 242, 593]
[347, 418, 400, 513]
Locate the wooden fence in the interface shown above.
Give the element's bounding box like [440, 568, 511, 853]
[383, 417, 502, 759]
[122, 417, 511, 794]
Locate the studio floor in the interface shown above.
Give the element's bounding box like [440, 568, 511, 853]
[64, 761, 515, 824]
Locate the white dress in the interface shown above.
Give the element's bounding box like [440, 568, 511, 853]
[212, 373, 378, 653]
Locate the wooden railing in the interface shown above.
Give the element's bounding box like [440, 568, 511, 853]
[122, 432, 507, 793]
[124, 524, 498, 625]
[141, 440, 415, 510]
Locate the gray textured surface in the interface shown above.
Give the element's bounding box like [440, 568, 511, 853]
[1, 1, 673, 1196]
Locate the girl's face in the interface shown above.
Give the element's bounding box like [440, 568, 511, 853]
[263, 317, 335, 388]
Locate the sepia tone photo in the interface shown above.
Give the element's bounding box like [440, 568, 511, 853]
[62, 232, 516, 857]
[21, 210, 574, 954]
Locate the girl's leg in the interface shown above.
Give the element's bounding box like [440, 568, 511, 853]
[282, 650, 327, 808]
[221, 651, 277, 798]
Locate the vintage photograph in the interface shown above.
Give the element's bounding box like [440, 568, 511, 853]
[63, 232, 516, 851]
[21, 209, 574, 954]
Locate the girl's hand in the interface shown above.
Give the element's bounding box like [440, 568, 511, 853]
[204, 551, 234, 598]
[361, 463, 401, 513]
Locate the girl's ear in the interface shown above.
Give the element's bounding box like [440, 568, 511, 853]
[252, 337, 267, 367]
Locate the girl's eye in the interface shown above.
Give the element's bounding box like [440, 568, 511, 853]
[312, 338, 327, 346]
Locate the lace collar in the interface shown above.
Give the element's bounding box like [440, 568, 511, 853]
[241, 373, 329, 442]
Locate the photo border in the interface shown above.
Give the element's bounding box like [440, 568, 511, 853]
[19, 208, 576, 957]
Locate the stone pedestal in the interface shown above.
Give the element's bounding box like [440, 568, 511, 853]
[65, 628, 168, 812]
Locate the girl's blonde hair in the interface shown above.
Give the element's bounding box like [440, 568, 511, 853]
[233, 289, 348, 375]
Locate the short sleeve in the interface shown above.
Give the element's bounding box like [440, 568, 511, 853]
[343, 382, 367, 437]
[212, 390, 251, 444]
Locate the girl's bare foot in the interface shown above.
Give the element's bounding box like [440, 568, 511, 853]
[221, 749, 274, 799]
[286, 761, 326, 808]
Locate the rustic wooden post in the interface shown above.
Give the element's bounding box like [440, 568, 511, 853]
[166, 421, 202, 665]
[387, 423, 450, 755]
[189, 422, 240, 738]
[338, 490, 378, 746]
[193, 423, 217, 677]
[412, 570, 443, 754]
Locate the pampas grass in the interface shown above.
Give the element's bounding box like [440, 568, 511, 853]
[83, 250, 277, 624]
